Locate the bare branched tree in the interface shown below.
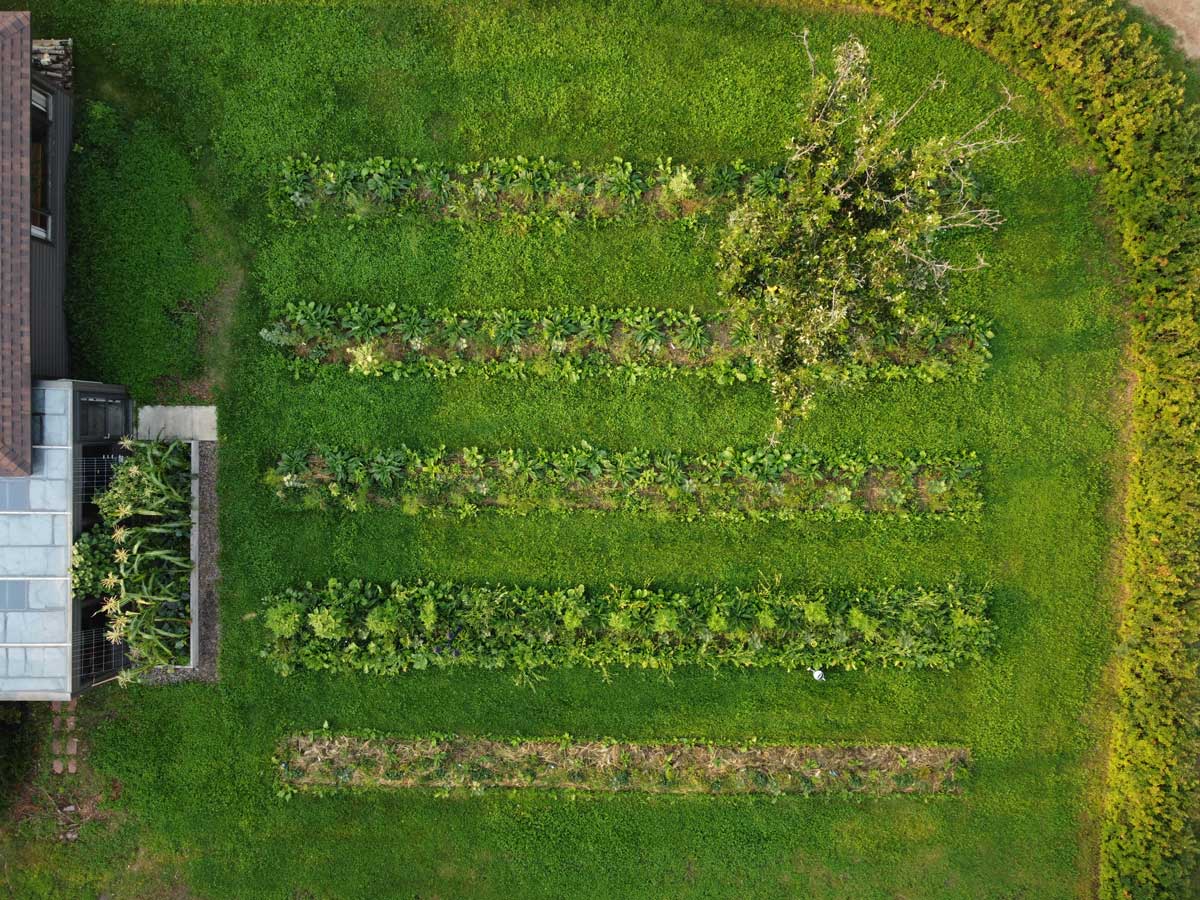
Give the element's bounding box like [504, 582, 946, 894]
[718, 37, 1017, 423]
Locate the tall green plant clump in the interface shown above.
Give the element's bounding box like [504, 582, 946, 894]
[718, 36, 1012, 422]
[72, 440, 194, 681]
[262, 579, 994, 681]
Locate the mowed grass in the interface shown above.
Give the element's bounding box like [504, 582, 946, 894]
[13, 1, 1122, 897]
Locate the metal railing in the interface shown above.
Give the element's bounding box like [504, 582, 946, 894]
[73, 627, 128, 688]
[74, 454, 123, 504]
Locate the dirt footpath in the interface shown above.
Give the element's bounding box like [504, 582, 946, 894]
[1131, 0, 1200, 58]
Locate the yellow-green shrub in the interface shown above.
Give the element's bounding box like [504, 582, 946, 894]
[818, 1, 1199, 895]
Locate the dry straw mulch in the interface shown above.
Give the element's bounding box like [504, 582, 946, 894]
[278, 734, 969, 797]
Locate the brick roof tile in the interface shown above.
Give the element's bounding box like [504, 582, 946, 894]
[0, 11, 31, 477]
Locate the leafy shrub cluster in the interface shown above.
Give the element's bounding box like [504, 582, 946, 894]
[261, 579, 995, 680]
[72, 440, 194, 681]
[262, 301, 990, 388]
[718, 36, 1013, 421]
[838, 1, 1200, 894]
[278, 732, 970, 798]
[268, 443, 982, 521]
[70, 527, 117, 601]
[274, 154, 775, 228]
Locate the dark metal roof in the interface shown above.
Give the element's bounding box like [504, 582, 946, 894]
[0, 12, 30, 476]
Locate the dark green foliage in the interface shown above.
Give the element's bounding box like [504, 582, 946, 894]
[69, 527, 116, 601]
[66, 102, 221, 402]
[262, 579, 995, 679]
[269, 443, 982, 521]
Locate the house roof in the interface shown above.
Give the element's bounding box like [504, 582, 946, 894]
[0, 12, 31, 477]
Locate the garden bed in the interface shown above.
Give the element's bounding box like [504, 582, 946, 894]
[263, 303, 991, 389]
[261, 579, 994, 679]
[146, 440, 220, 683]
[72, 439, 212, 683]
[278, 733, 970, 797]
[269, 444, 982, 521]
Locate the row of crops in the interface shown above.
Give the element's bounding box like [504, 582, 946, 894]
[256, 38, 1010, 798]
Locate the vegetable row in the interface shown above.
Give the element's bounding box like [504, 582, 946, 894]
[274, 154, 778, 226]
[262, 579, 995, 679]
[262, 302, 992, 388]
[268, 444, 983, 521]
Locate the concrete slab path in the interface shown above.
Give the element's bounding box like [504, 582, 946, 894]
[136, 405, 218, 442]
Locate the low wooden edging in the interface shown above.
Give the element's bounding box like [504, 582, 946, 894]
[277, 734, 969, 797]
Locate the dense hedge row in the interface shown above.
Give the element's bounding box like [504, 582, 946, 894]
[835, 0, 1200, 895]
[261, 579, 995, 679]
[278, 733, 970, 797]
[262, 302, 991, 389]
[268, 444, 982, 521]
[274, 154, 774, 227]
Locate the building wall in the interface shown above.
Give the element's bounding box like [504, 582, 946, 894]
[30, 81, 71, 379]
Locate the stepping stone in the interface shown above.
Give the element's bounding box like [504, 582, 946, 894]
[51, 701, 61, 712]
[52, 760, 63, 775]
[65, 716, 75, 730]
[51, 739, 61, 755]
[67, 759, 77, 775]
[52, 716, 60, 730]
[66, 738, 77, 756]
[67, 698, 76, 711]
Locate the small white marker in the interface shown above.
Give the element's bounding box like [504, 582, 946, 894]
[809, 668, 825, 682]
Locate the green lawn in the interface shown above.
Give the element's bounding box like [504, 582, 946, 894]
[4, 2, 1124, 897]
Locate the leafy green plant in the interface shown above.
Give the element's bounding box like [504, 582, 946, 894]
[70, 528, 117, 600]
[261, 579, 995, 679]
[267, 443, 982, 522]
